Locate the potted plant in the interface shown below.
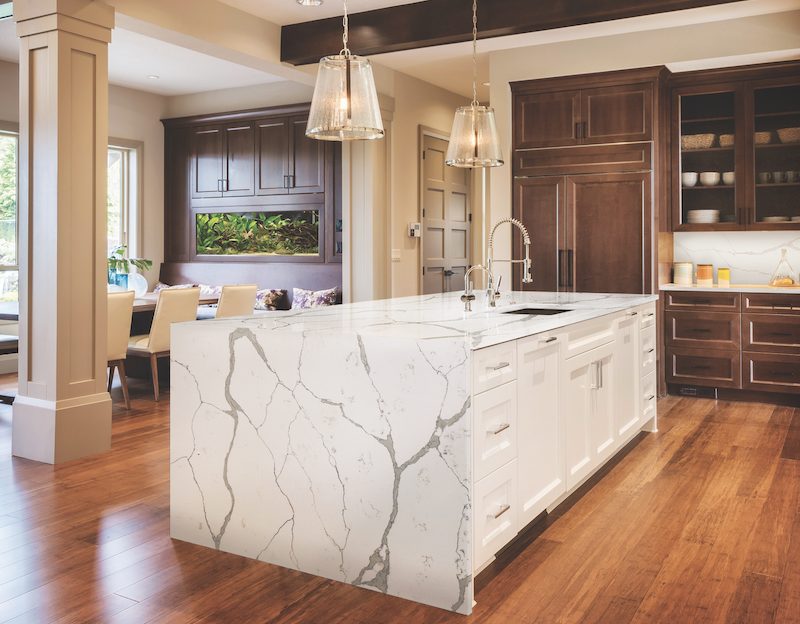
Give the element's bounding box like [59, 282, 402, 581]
[108, 245, 153, 295]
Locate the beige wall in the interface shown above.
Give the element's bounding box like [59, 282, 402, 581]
[108, 84, 168, 288]
[165, 80, 314, 119]
[487, 9, 800, 288]
[389, 70, 469, 297]
[0, 59, 18, 123]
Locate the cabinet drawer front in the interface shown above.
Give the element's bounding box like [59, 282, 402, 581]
[664, 290, 740, 312]
[666, 347, 741, 389]
[564, 315, 615, 359]
[642, 371, 657, 424]
[473, 342, 517, 394]
[743, 293, 800, 314]
[641, 324, 656, 377]
[640, 304, 656, 329]
[473, 460, 518, 571]
[513, 142, 652, 177]
[743, 352, 800, 394]
[742, 313, 800, 354]
[665, 310, 741, 350]
[473, 382, 518, 482]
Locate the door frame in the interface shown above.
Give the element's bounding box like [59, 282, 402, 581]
[418, 125, 475, 295]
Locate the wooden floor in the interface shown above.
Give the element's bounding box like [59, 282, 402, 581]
[1, 373, 799, 623]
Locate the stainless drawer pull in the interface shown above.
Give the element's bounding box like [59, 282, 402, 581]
[545, 336, 557, 343]
[491, 362, 510, 371]
[491, 504, 510, 520]
[644, 312, 654, 318]
[646, 348, 655, 353]
[646, 395, 655, 400]
[772, 332, 794, 337]
[772, 371, 794, 376]
[692, 328, 712, 333]
[693, 365, 713, 370]
[627, 311, 638, 316]
[491, 423, 510, 435]
[693, 299, 713, 304]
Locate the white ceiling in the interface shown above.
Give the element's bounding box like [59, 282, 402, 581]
[0, 0, 798, 100]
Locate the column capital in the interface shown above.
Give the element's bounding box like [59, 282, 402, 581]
[15, 0, 114, 42]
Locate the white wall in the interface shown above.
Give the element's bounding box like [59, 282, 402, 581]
[165, 80, 313, 119]
[488, 9, 800, 289]
[0, 59, 18, 123]
[108, 85, 168, 288]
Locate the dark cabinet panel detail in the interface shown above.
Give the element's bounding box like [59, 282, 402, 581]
[664, 290, 740, 312]
[514, 90, 581, 150]
[742, 292, 800, 314]
[582, 84, 652, 144]
[665, 310, 740, 351]
[165, 127, 194, 262]
[742, 313, 800, 354]
[290, 116, 325, 194]
[256, 117, 290, 196]
[666, 346, 741, 389]
[224, 123, 255, 197]
[513, 177, 564, 292]
[743, 352, 800, 394]
[514, 142, 652, 177]
[191, 126, 223, 199]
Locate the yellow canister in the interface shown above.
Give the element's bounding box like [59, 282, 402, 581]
[718, 267, 730, 287]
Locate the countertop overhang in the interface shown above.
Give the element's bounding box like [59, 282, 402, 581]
[194, 291, 659, 350]
[661, 283, 800, 294]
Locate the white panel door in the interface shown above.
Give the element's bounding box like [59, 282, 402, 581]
[517, 333, 565, 527]
[613, 313, 641, 446]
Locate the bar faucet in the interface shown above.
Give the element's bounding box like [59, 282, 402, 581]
[485, 218, 533, 306]
[461, 265, 494, 312]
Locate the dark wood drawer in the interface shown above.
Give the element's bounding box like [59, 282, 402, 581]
[664, 290, 740, 312]
[665, 347, 741, 389]
[742, 313, 800, 354]
[743, 352, 800, 394]
[513, 142, 652, 177]
[665, 310, 740, 351]
[742, 293, 800, 315]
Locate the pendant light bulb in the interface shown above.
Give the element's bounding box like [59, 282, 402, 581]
[445, 0, 503, 167]
[306, 0, 384, 141]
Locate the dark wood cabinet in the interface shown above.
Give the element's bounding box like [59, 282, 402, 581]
[514, 83, 652, 150]
[670, 61, 800, 231]
[255, 115, 324, 196]
[191, 122, 255, 199]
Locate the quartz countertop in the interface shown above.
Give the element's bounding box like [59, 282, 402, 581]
[660, 283, 800, 294]
[198, 291, 659, 350]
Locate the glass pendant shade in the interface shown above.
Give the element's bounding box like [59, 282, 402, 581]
[445, 105, 504, 167]
[306, 54, 384, 141]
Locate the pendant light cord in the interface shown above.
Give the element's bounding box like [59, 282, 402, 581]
[341, 0, 351, 56]
[471, 0, 478, 106]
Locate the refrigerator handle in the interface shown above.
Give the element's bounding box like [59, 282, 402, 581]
[567, 250, 573, 289]
[558, 250, 564, 288]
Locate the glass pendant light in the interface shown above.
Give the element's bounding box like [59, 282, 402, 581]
[445, 0, 503, 167]
[306, 0, 384, 141]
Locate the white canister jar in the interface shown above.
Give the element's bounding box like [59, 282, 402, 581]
[674, 262, 693, 285]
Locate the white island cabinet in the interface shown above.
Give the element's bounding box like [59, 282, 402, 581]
[170, 292, 657, 615]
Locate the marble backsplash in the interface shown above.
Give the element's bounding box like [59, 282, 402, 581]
[674, 232, 800, 284]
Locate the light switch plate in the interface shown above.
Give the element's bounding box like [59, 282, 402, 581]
[391, 249, 401, 262]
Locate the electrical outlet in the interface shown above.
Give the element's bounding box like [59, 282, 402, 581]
[391, 249, 401, 262]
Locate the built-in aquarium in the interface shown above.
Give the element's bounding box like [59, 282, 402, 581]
[196, 210, 319, 257]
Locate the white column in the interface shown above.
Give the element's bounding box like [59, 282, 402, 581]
[13, 0, 115, 464]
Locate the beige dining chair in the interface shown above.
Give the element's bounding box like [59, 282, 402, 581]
[215, 284, 257, 318]
[108, 291, 135, 410]
[127, 287, 200, 401]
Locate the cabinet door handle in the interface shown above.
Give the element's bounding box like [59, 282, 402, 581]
[217, 179, 223, 192]
[646, 348, 655, 353]
[575, 122, 580, 140]
[772, 332, 794, 337]
[289, 174, 296, 188]
[772, 371, 794, 376]
[646, 395, 655, 401]
[692, 328, 712, 333]
[582, 121, 587, 140]
[644, 312, 654, 318]
[545, 336, 558, 343]
[490, 423, 510, 435]
[283, 175, 289, 189]
[567, 250, 573, 288]
[490, 362, 510, 371]
[627, 311, 638, 317]
[558, 250, 564, 288]
[693, 365, 713, 370]
[491, 504, 510, 519]
[223, 179, 228, 192]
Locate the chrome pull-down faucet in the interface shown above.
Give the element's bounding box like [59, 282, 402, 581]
[485, 218, 533, 307]
[461, 265, 494, 312]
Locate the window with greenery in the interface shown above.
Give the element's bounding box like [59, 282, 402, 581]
[196, 211, 319, 256]
[107, 147, 127, 253]
[0, 131, 18, 302]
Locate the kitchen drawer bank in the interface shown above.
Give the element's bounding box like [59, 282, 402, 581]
[663, 284, 800, 399]
[170, 291, 658, 615]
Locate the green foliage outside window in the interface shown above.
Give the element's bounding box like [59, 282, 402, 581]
[196, 211, 319, 256]
[0, 135, 15, 223]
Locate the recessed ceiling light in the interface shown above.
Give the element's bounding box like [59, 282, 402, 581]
[297, 0, 323, 6]
[147, 75, 159, 80]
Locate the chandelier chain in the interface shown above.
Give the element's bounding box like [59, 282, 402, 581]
[472, 0, 478, 106]
[341, 0, 350, 56]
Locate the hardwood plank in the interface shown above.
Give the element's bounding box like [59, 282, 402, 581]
[726, 571, 782, 624]
[782, 407, 800, 461]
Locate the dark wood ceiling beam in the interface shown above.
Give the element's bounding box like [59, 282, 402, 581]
[281, 0, 747, 65]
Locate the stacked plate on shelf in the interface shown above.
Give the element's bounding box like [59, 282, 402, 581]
[687, 209, 720, 224]
[762, 216, 790, 222]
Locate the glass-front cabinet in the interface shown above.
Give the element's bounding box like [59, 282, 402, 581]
[751, 78, 800, 227]
[672, 64, 800, 231]
[673, 84, 743, 229]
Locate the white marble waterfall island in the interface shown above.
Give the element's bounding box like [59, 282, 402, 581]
[169, 292, 658, 615]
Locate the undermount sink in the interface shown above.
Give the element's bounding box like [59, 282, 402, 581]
[502, 307, 573, 315]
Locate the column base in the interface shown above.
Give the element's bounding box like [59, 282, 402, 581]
[12, 392, 112, 464]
